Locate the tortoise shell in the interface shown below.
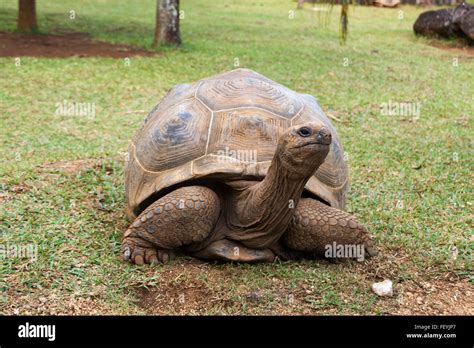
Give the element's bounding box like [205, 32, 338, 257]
[126, 69, 348, 218]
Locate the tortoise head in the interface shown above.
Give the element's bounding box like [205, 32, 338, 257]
[277, 122, 332, 177]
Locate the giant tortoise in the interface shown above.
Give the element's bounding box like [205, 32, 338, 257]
[122, 69, 376, 264]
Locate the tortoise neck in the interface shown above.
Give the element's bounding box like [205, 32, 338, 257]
[226, 154, 312, 248]
[256, 155, 310, 215]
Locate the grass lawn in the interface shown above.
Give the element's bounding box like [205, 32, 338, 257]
[0, 0, 472, 315]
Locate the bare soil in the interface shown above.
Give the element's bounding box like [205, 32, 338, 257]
[429, 40, 474, 58]
[0, 31, 158, 58]
[132, 263, 474, 315]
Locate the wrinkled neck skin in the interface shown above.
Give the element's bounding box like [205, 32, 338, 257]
[226, 150, 323, 249]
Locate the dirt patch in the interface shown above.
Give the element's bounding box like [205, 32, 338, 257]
[0, 31, 158, 58]
[376, 278, 474, 315]
[2, 287, 115, 315]
[429, 40, 474, 58]
[39, 157, 120, 175]
[130, 252, 473, 315]
[134, 268, 473, 315]
[133, 262, 235, 314]
[135, 281, 216, 314]
[40, 159, 96, 174]
[0, 183, 32, 203]
[3, 254, 471, 315]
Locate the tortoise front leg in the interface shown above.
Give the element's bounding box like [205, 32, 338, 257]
[282, 198, 377, 260]
[122, 186, 220, 265]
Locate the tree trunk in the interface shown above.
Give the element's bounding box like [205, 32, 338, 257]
[297, 0, 305, 9]
[17, 0, 37, 32]
[153, 0, 181, 46]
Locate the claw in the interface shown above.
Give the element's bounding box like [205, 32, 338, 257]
[149, 255, 159, 265]
[365, 245, 378, 257]
[134, 255, 144, 265]
[123, 247, 131, 260]
[158, 251, 169, 264]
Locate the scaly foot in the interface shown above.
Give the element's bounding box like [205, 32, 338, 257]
[122, 237, 174, 265]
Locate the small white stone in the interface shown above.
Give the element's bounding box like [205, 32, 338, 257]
[372, 279, 393, 297]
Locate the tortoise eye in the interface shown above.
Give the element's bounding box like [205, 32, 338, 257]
[297, 127, 312, 137]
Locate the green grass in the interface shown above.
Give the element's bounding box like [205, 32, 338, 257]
[0, 0, 472, 315]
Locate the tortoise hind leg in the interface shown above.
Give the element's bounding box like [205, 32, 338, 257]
[122, 186, 220, 265]
[282, 198, 377, 260]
